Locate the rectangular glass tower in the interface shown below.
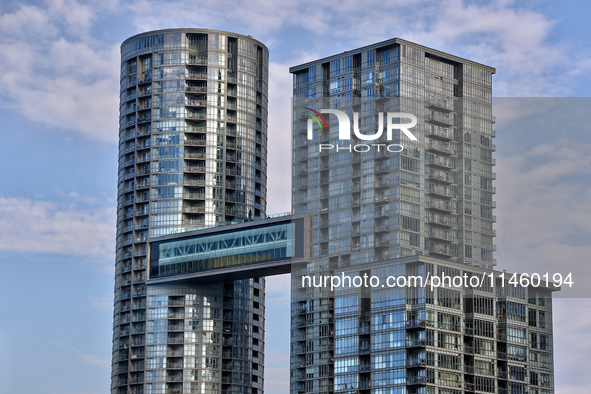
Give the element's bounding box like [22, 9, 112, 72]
[289, 38, 555, 394]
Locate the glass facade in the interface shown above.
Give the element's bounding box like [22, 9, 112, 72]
[150, 220, 293, 278]
[291, 42, 495, 269]
[112, 28, 269, 394]
[289, 39, 555, 394]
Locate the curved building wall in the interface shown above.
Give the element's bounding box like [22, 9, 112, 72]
[112, 29, 268, 394]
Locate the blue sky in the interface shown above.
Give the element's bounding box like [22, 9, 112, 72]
[0, 0, 590, 393]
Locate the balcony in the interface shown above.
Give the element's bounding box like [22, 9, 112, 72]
[136, 155, 150, 164]
[136, 140, 150, 151]
[184, 166, 206, 173]
[426, 111, 454, 127]
[186, 72, 207, 80]
[406, 376, 427, 385]
[135, 167, 150, 176]
[406, 319, 425, 329]
[426, 199, 455, 213]
[406, 358, 426, 367]
[427, 228, 455, 242]
[185, 99, 207, 107]
[183, 206, 205, 213]
[121, 119, 136, 129]
[138, 76, 151, 85]
[426, 140, 453, 155]
[185, 125, 207, 133]
[133, 249, 146, 257]
[185, 112, 206, 120]
[123, 172, 135, 182]
[426, 98, 455, 112]
[427, 169, 454, 184]
[359, 381, 372, 389]
[184, 86, 207, 94]
[374, 179, 390, 188]
[136, 194, 149, 203]
[184, 139, 206, 146]
[121, 131, 136, 143]
[376, 239, 390, 247]
[185, 57, 207, 65]
[122, 158, 135, 168]
[427, 214, 455, 227]
[184, 152, 206, 160]
[375, 224, 390, 232]
[406, 338, 426, 347]
[184, 179, 205, 187]
[428, 184, 454, 198]
[167, 350, 184, 357]
[359, 345, 370, 354]
[426, 242, 456, 257]
[427, 154, 454, 169]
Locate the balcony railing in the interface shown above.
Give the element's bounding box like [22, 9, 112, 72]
[427, 140, 453, 154]
[426, 111, 455, 126]
[184, 166, 206, 173]
[426, 98, 455, 112]
[426, 199, 455, 213]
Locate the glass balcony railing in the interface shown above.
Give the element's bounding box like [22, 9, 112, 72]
[428, 183, 454, 198]
[426, 198, 455, 213]
[426, 139, 453, 154]
[426, 241, 456, 256]
[426, 212, 455, 227]
[426, 98, 455, 112]
[427, 154, 454, 168]
[427, 169, 454, 183]
[426, 111, 455, 126]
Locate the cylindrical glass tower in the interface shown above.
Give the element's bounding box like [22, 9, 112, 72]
[112, 29, 269, 394]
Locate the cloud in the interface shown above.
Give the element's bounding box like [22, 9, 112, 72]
[264, 367, 290, 394]
[87, 296, 113, 310]
[1, 0, 589, 143]
[0, 1, 120, 143]
[553, 299, 591, 392]
[0, 196, 116, 259]
[122, 0, 591, 98]
[492, 98, 561, 126]
[71, 348, 110, 368]
[494, 139, 591, 297]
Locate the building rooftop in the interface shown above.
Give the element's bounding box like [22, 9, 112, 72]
[289, 37, 496, 73]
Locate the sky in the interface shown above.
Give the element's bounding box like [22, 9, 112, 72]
[0, 0, 590, 393]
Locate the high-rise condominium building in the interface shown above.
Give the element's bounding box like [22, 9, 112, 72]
[290, 39, 555, 394]
[112, 29, 269, 394]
